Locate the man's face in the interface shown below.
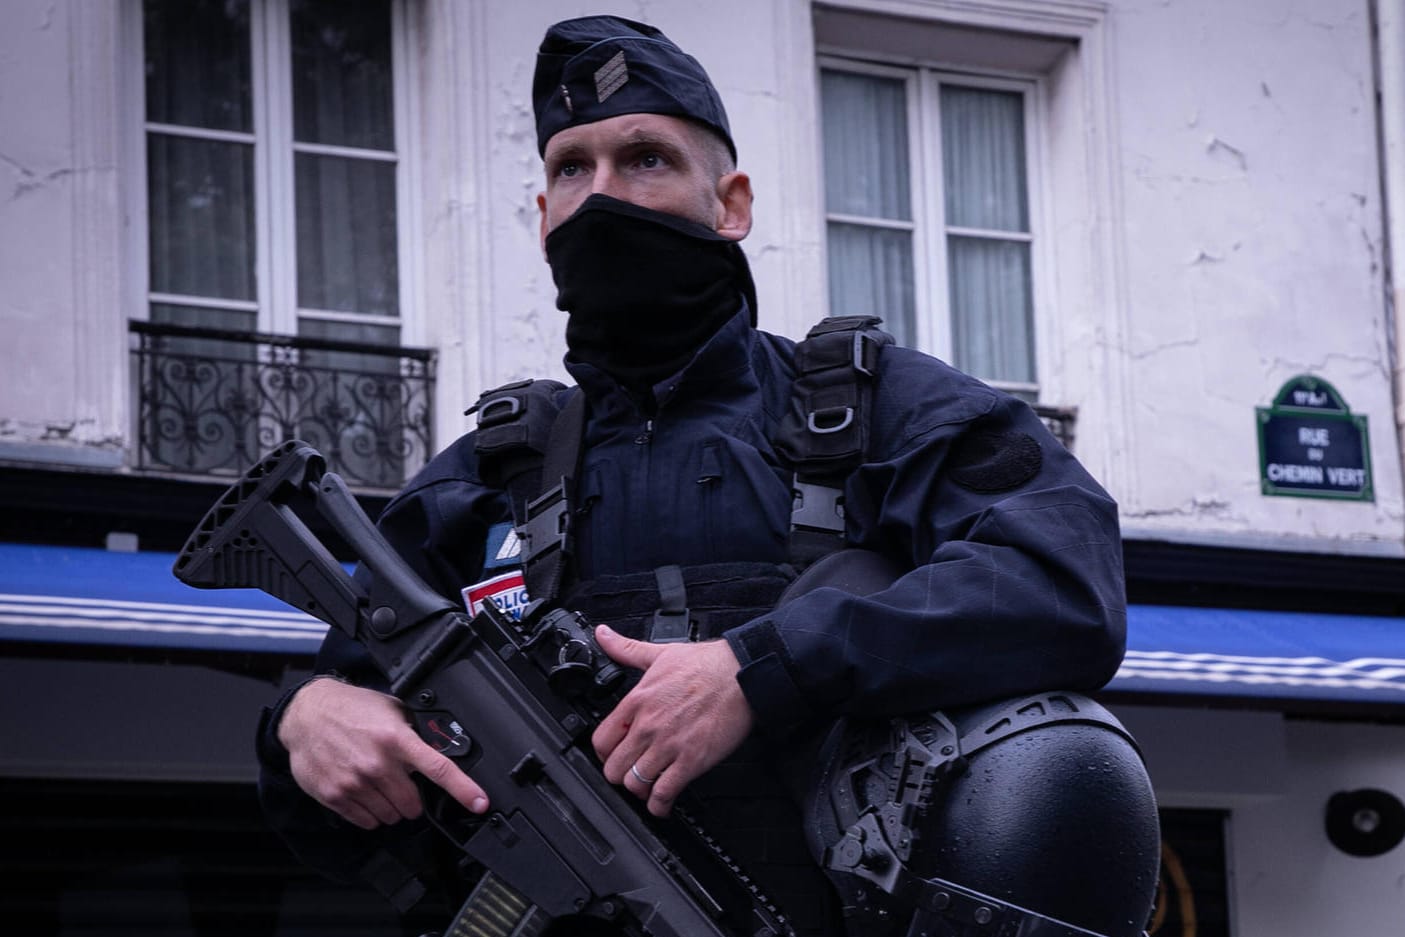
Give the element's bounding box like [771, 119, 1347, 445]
[538, 112, 744, 243]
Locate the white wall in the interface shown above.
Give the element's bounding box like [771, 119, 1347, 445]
[1118, 704, 1405, 937]
[0, 1, 126, 468]
[1233, 719, 1405, 936]
[1103, 0, 1400, 554]
[0, 0, 1399, 540]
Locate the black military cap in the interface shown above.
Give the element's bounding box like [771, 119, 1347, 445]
[532, 15, 736, 160]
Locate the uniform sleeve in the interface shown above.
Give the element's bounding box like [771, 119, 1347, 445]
[726, 350, 1126, 733]
[254, 434, 509, 892]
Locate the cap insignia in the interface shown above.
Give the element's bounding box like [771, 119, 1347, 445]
[594, 50, 628, 102]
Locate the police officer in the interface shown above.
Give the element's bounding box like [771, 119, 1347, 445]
[256, 14, 1134, 936]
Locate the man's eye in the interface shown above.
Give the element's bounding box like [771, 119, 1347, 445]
[637, 152, 665, 169]
[558, 162, 581, 177]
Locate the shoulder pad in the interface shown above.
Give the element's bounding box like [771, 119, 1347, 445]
[469, 378, 569, 488]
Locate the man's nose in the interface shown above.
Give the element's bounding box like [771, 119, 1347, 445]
[591, 164, 621, 198]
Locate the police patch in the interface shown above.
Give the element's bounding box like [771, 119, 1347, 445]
[462, 569, 529, 621]
[949, 430, 1043, 492]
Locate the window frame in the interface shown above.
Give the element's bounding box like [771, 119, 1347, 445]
[818, 50, 1051, 398]
[125, 0, 420, 344]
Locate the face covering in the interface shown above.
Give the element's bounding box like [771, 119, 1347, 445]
[545, 194, 756, 392]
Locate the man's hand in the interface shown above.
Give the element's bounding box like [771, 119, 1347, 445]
[277, 676, 489, 829]
[591, 625, 753, 817]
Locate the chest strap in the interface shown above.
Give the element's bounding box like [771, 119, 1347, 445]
[775, 316, 893, 568]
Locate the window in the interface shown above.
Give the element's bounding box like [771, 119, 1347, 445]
[143, 0, 403, 337]
[821, 59, 1039, 398]
[135, 0, 431, 486]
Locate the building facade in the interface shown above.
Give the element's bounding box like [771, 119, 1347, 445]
[2, 0, 1404, 934]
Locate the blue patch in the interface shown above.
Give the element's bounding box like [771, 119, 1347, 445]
[482, 522, 522, 572]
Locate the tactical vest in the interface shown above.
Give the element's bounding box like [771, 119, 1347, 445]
[464, 316, 1155, 937]
[471, 315, 894, 610]
[467, 316, 890, 937]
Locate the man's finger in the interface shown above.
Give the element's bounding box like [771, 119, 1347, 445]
[404, 741, 490, 814]
[594, 624, 664, 669]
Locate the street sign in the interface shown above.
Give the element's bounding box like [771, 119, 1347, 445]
[1256, 375, 1372, 501]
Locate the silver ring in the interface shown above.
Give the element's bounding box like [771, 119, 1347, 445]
[630, 764, 659, 785]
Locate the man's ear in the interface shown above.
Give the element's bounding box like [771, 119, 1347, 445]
[536, 192, 549, 254]
[714, 171, 753, 241]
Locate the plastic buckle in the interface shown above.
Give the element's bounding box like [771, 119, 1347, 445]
[791, 477, 845, 534]
[651, 607, 694, 643]
[475, 393, 522, 428]
[520, 478, 570, 564]
[853, 331, 880, 378]
[807, 406, 855, 435]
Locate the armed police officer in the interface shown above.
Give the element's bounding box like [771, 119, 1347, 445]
[257, 14, 1155, 937]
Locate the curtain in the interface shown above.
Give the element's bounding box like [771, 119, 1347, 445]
[144, 0, 255, 305]
[821, 69, 916, 345]
[291, 0, 399, 318]
[941, 85, 1034, 385]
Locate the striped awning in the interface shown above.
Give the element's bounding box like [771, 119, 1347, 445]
[1111, 604, 1405, 707]
[3, 543, 1404, 708]
[0, 543, 325, 654]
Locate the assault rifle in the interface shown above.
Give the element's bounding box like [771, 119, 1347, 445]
[173, 440, 793, 937]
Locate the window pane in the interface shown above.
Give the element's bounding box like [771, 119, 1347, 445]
[150, 302, 257, 341]
[821, 70, 911, 221]
[827, 222, 915, 346]
[295, 153, 399, 315]
[948, 235, 1034, 383]
[144, 0, 251, 132]
[147, 133, 255, 301]
[291, 0, 395, 150]
[941, 86, 1028, 232]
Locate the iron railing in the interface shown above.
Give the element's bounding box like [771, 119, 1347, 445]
[130, 320, 435, 489]
[1034, 404, 1077, 451]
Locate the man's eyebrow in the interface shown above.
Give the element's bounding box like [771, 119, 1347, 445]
[616, 129, 686, 153]
[544, 141, 588, 165]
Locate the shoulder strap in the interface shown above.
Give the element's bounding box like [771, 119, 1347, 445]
[519, 389, 586, 603]
[774, 315, 893, 568]
[470, 378, 568, 521]
[471, 378, 585, 602]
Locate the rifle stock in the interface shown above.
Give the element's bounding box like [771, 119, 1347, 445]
[174, 440, 792, 937]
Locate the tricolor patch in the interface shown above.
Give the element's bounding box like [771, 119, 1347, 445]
[462, 569, 529, 621]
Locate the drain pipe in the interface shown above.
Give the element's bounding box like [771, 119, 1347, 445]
[1379, 0, 1405, 516]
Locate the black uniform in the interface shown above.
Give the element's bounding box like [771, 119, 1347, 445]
[256, 304, 1126, 934]
[256, 14, 1129, 935]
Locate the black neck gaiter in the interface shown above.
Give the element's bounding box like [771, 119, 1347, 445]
[545, 194, 754, 393]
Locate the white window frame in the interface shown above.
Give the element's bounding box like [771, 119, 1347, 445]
[124, 0, 420, 342]
[818, 54, 1049, 398]
[810, 0, 1127, 495]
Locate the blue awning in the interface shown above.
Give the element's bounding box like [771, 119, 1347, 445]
[0, 543, 326, 654]
[1111, 604, 1405, 707]
[3, 544, 1404, 708]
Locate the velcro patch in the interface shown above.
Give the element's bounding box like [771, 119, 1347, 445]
[462, 570, 529, 621]
[949, 430, 1043, 492]
[482, 522, 522, 571]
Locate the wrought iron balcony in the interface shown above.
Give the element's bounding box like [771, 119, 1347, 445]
[130, 320, 435, 490]
[1034, 403, 1077, 450]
